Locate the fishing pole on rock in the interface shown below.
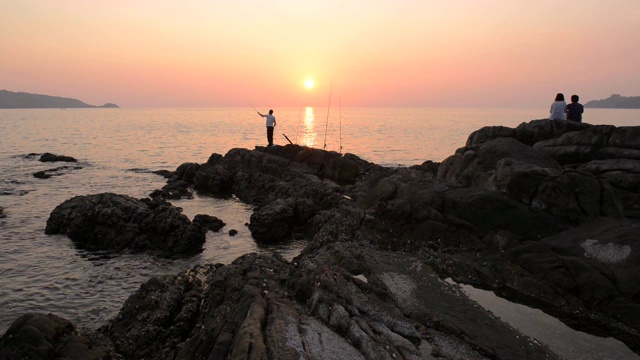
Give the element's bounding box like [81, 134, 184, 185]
[323, 80, 333, 150]
[339, 97, 343, 154]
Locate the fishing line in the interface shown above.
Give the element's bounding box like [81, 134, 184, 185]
[295, 106, 302, 144]
[339, 97, 342, 154]
[323, 80, 333, 150]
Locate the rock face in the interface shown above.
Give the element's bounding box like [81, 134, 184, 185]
[6, 119, 640, 358]
[0, 313, 115, 360]
[193, 214, 225, 232]
[33, 165, 83, 179]
[45, 193, 206, 257]
[39, 152, 78, 162]
[101, 245, 557, 360]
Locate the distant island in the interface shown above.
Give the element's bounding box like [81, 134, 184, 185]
[584, 94, 640, 109]
[0, 90, 119, 109]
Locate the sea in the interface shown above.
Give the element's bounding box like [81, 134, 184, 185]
[1, 107, 639, 359]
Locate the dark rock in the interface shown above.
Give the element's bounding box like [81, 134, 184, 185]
[39, 152, 77, 162]
[248, 199, 294, 243]
[193, 214, 225, 232]
[0, 206, 5, 219]
[149, 179, 193, 200]
[410, 159, 440, 175]
[229, 229, 238, 236]
[174, 162, 201, 183]
[33, 165, 83, 179]
[0, 313, 115, 360]
[442, 186, 565, 239]
[127, 119, 640, 355]
[45, 193, 206, 257]
[532, 125, 615, 164]
[152, 169, 174, 179]
[99, 247, 557, 360]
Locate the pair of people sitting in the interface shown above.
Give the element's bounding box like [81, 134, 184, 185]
[550, 93, 584, 122]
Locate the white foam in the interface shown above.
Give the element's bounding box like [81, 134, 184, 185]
[580, 239, 631, 264]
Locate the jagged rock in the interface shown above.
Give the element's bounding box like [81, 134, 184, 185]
[7, 117, 640, 359]
[248, 199, 294, 243]
[152, 169, 174, 179]
[39, 152, 77, 162]
[149, 179, 193, 199]
[193, 214, 225, 232]
[0, 313, 116, 360]
[99, 246, 558, 360]
[33, 165, 83, 179]
[45, 193, 206, 257]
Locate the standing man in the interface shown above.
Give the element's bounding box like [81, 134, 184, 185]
[258, 109, 276, 146]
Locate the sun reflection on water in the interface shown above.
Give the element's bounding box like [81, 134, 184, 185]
[300, 107, 316, 147]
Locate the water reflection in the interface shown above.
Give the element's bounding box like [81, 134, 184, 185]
[300, 107, 316, 147]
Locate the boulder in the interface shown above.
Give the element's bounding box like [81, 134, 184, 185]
[193, 214, 225, 232]
[45, 193, 206, 257]
[0, 313, 115, 360]
[248, 199, 294, 243]
[532, 125, 615, 165]
[99, 246, 558, 360]
[149, 179, 193, 200]
[33, 165, 83, 179]
[39, 153, 77, 162]
[441, 186, 565, 239]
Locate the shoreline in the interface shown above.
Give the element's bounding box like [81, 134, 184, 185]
[2, 119, 640, 359]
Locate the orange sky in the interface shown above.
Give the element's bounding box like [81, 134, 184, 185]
[1, 1, 639, 108]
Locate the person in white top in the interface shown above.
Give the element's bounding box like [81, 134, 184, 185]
[549, 93, 567, 120]
[258, 109, 277, 146]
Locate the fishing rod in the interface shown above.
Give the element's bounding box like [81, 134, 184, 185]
[339, 97, 342, 154]
[323, 80, 333, 150]
[247, 101, 260, 116]
[295, 106, 302, 144]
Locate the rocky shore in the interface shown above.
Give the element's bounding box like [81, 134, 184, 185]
[2, 119, 640, 359]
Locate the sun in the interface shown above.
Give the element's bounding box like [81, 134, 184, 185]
[304, 78, 315, 90]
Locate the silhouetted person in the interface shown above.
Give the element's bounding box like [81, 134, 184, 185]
[258, 109, 276, 146]
[549, 93, 566, 120]
[566, 94, 584, 122]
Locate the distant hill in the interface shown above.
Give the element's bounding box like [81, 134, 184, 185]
[0, 90, 119, 109]
[584, 94, 640, 109]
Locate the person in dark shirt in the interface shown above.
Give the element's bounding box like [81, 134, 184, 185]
[566, 94, 584, 122]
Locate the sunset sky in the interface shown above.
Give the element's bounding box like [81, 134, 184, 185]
[1, 1, 639, 108]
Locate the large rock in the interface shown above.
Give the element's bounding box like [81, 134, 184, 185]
[100, 245, 558, 360]
[0, 313, 115, 360]
[39, 152, 77, 162]
[248, 199, 295, 243]
[33, 165, 83, 179]
[45, 193, 206, 257]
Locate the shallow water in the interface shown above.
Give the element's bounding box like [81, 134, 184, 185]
[1, 107, 639, 355]
[456, 282, 640, 360]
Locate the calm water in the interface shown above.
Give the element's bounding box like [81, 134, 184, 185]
[1, 107, 639, 358]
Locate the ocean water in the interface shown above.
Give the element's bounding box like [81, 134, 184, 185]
[1, 107, 639, 358]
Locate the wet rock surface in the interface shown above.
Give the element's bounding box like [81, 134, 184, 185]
[193, 213, 226, 232]
[38, 152, 78, 163]
[0, 313, 117, 360]
[44, 193, 206, 257]
[4, 119, 640, 358]
[33, 165, 83, 179]
[100, 245, 557, 360]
